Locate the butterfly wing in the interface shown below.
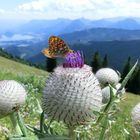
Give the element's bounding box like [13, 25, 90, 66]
[48, 36, 73, 57]
[42, 48, 55, 58]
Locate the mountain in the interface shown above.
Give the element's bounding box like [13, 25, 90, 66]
[28, 40, 140, 71]
[111, 18, 140, 30]
[61, 18, 91, 33]
[18, 18, 92, 35]
[28, 52, 46, 64]
[1, 17, 140, 35]
[17, 18, 140, 35]
[60, 28, 140, 43]
[70, 40, 140, 70]
[18, 18, 71, 35]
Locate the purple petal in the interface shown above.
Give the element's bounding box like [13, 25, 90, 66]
[63, 51, 84, 68]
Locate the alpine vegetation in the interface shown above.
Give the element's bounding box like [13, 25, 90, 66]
[42, 51, 103, 126]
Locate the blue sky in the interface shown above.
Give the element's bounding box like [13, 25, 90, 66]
[0, 0, 32, 10]
[0, 0, 140, 20]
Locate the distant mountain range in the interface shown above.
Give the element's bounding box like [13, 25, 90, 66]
[0, 17, 140, 70]
[1, 17, 140, 35]
[60, 28, 140, 43]
[15, 18, 140, 35]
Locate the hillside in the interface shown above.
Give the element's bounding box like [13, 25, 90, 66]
[0, 56, 48, 140]
[0, 56, 47, 76]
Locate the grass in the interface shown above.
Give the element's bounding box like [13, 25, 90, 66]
[109, 93, 140, 140]
[0, 56, 47, 76]
[0, 56, 48, 140]
[0, 56, 140, 139]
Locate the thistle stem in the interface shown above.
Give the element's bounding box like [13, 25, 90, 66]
[99, 115, 108, 140]
[9, 112, 22, 136]
[99, 86, 114, 140]
[17, 112, 28, 137]
[68, 126, 75, 140]
[96, 86, 114, 124]
[40, 111, 45, 133]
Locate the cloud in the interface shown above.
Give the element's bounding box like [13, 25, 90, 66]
[0, 34, 34, 41]
[18, 0, 96, 12]
[0, 9, 5, 14]
[16, 0, 140, 19]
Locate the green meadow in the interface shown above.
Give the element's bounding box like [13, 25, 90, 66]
[0, 56, 140, 140]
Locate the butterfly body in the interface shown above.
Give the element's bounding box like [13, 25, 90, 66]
[42, 36, 74, 58]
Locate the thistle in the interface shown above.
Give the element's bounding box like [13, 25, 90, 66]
[131, 103, 140, 132]
[115, 83, 125, 95]
[95, 68, 120, 87]
[0, 80, 26, 118]
[102, 83, 125, 104]
[42, 51, 103, 126]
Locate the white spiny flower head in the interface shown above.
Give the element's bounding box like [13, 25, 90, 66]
[131, 103, 140, 132]
[42, 51, 102, 126]
[102, 83, 125, 104]
[0, 80, 27, 118]
[115, 83, 125, 95]
[101, 86, 117, 104]
[95, 68, 120, 87]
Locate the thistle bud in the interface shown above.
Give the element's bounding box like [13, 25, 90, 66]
[131, 103, 140, 132]
[115, 83, 125, 95]
[102, 83, 125, 104]
[95, 68, 120, 87]
[0, 80, 27, 118]
[101, 86, 117, 104]
[42, 52, 102, 126]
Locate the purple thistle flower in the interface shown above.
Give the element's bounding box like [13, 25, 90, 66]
[63, 51, 84, 68]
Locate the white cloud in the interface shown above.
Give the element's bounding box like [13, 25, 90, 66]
[18, 0, 96, 12]
[15, 0, 140, 19]
[0, 34, 34, 41]
[0, 9, 5, 14]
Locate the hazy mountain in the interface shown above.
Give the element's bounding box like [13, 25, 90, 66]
[28, 52, 46, 64]
[18, 18, 72, 35]
[17, 18, 140, 35]
[60, 28, 140, 43]
[61, 18, 91, 33]
[1, 17, 140, 36]
[111, 18, 140, 30]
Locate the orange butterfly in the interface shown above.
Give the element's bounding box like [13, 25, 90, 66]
[42, 36, 74, 58]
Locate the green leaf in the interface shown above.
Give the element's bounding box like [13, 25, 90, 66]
[118, 60, 138, 92]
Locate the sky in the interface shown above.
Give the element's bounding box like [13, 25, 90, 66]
[0, 0, 140, 20]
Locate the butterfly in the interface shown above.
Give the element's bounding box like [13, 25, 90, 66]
[42, 36, 74, 58]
